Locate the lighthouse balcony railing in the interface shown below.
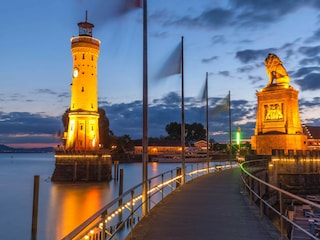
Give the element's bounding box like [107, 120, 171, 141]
[61, 160, 237, 240]
[71, 36, 100, 46]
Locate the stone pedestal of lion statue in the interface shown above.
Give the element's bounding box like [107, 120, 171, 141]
[251, 53, 307, 155]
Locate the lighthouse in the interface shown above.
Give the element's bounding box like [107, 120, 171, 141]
[52, 13, 112, 182]
[66, 12, 100, 151]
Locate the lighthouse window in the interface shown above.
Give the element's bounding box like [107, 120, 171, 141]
[82, 54, 85, 59]
[91, 55, 93, 61]
[82, 87, 84, 92]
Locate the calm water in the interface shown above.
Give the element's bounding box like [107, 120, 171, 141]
[0, 153, 196, 240]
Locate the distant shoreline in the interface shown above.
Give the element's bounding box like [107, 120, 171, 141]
[0, 144, 54, 153]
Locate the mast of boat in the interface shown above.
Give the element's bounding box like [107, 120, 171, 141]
[181, 36, 185, 184]
[142, 0, 148, 216]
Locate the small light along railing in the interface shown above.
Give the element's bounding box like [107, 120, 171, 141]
[62, 161, 236, 240]
[240, 159, 320, 240]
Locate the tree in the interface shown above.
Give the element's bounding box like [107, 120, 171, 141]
[165, 122, 206, 143]
[112, 134, 134, 154]
[185, 122, 206, 143]
[98, 108, 112, 149]
[165, 122, 181, 140]
[62, 108, 70, 132]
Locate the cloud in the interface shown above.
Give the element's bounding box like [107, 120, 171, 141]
[291, 66, 320, 78]
[299, 56, 320, 65]
[305, 27, 320, 43]
[164, 8, 234, 29]
[211, 35, 226, 44]
[235, 48, 276, 64]
[161, 1, 318, 32]
[231, 0, 314, 27]
[218, 71, 230, 77]
[2, 87, 319, 147]
[0, 112, 62, 145]
[35, 89, 58, 95]
[298, 45, 320, 57]
[100, 91, 258, 142]
[202, 56, 218, 63]
[295, 73, 320, 91]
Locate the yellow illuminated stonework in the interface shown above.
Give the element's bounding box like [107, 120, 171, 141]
[65, 17, 100, 151]
[264, 103, 283, 121]
[251, 53, 307, 155]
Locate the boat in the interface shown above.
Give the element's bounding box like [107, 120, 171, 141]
[152, 151, 210, 163]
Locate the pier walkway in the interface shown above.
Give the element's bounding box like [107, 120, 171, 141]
[125, 167, 280, 240]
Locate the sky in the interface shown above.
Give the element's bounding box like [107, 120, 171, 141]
[1, 0, 320, 148]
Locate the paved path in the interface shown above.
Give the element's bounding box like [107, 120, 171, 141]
[125, 167, 280, 240]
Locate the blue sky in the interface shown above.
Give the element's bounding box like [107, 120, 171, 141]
[1, 0, 320, 147]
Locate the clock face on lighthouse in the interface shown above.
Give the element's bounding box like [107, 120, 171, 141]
[73, 68, 79, 78]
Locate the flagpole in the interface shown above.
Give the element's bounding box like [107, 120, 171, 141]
[228, 90, 232, 167]
[181, 36, 185, 185]
[205, 72, 209, 173]
[142, 0, 148, 216]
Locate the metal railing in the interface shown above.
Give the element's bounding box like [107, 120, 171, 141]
[240, 159, 320, 240]
[62, 161, 237, 240]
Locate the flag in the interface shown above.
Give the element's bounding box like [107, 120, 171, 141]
[118, 0, 142, 14]
[91, 0, 142, 22]
[156, 41, 182, 79]
[199, 78, 207, 102]
[211, 93, 229, 117]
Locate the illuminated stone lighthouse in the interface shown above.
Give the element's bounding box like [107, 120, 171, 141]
[66, 13, 100, 150]
[52, 13, 112, 182]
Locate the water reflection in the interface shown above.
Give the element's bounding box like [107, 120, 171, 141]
[46, 183, 114, 239]
[0, 153, 209, 240]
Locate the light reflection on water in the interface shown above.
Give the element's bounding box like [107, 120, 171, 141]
[46, 182, 114, 239]
[0, 153, 196, 240]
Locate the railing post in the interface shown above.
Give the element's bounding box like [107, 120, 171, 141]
[197, 163, 199, 177]
[249, 177, 253, 205]
[176, 167, 181, 188]
[279, 191, 284, 239]
[191, 165, 193, 180]
[101, 212, 106, 240]
[148, 179, 151, 210]
[161, 174, 164, 200]
[259, 181, 263, 217]
[130, 190, 134, 230]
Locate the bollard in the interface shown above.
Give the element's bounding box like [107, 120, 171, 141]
[114, 161, 119, 181]
[31, 175, 40, 239]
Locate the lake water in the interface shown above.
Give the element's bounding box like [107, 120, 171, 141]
[0, 153, 204, 240]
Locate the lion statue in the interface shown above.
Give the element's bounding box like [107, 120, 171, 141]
[264, 53, 290, 87]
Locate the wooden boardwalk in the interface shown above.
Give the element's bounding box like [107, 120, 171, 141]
[125, 167, 280, 240]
